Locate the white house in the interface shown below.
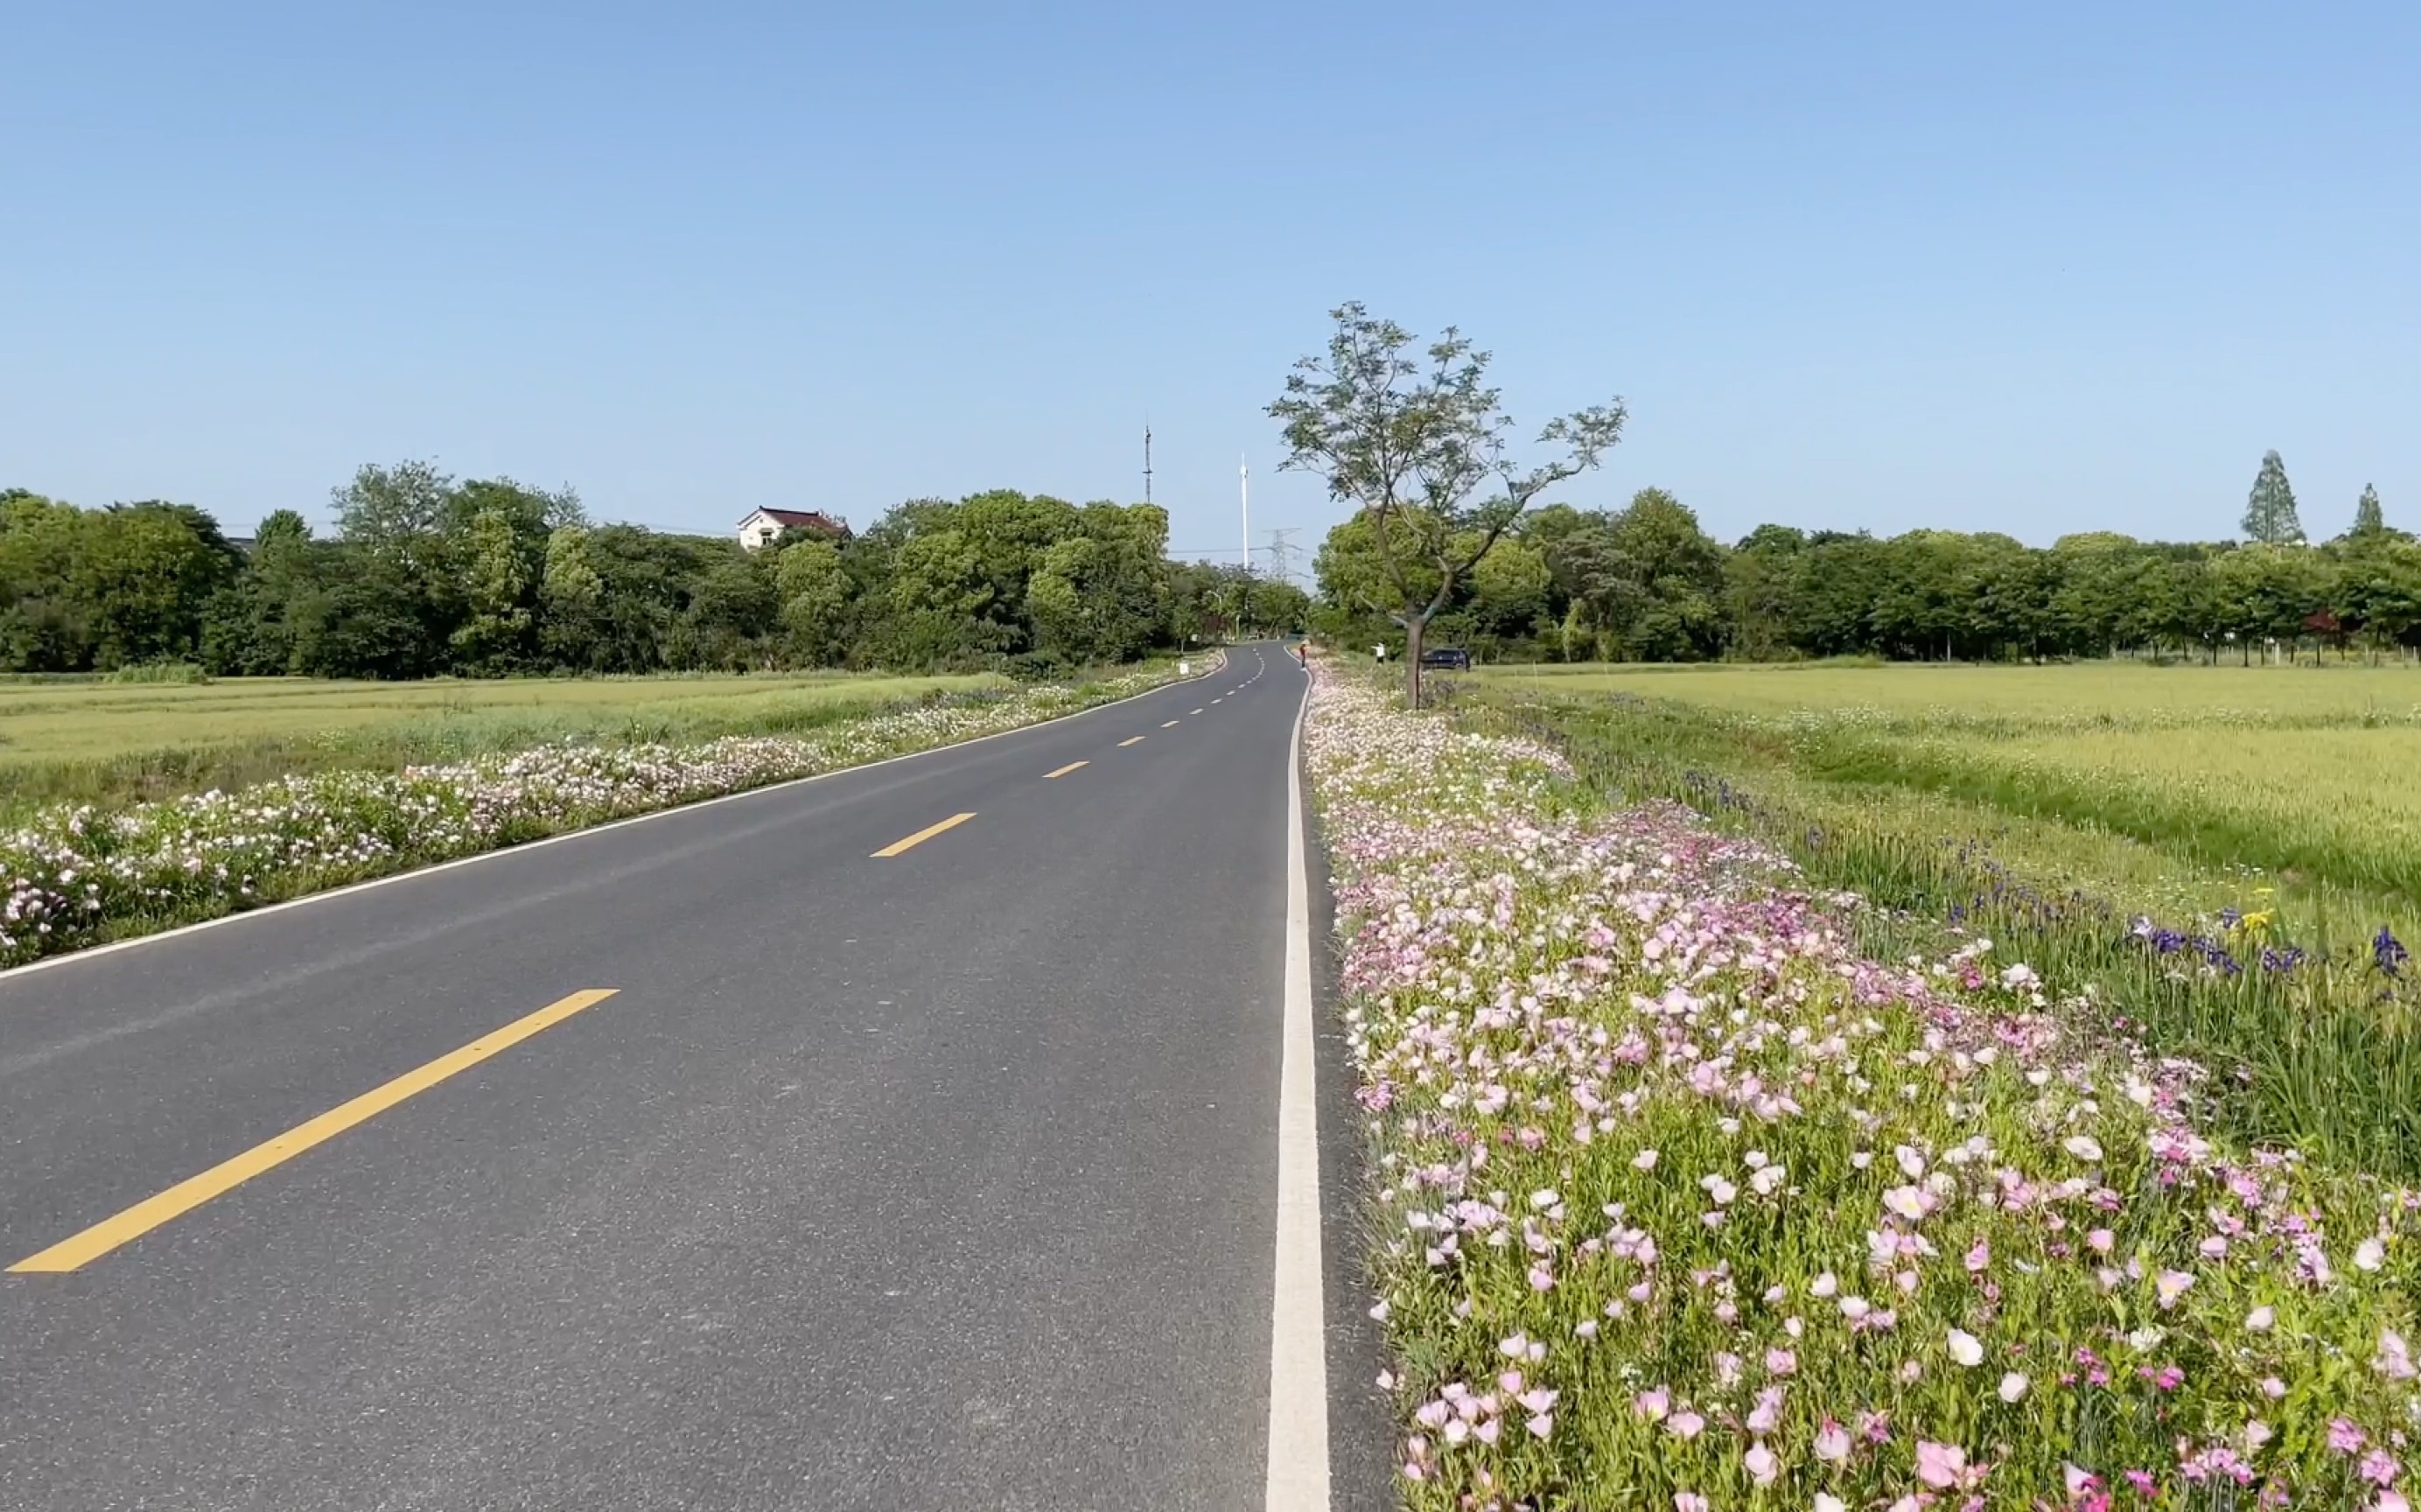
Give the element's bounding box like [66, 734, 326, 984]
[736, 508, 849, 551]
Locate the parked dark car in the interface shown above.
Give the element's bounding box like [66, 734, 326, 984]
[1419, 647, 1473, 671]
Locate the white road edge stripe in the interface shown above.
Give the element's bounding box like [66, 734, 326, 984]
[0, 650, 1231, 986]
[1265, 660, 1330, 1511]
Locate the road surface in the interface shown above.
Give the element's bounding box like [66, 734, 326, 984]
[0, 645, 1382, 1512]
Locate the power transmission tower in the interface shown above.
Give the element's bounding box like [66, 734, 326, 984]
[1266, 528, 1304, 586]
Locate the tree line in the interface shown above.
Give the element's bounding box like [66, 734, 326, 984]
[0, 464, 1312, 679]
[1314, 454, 2421, 665]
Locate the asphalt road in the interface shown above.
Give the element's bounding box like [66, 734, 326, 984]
[0, 644, 1374, 1512]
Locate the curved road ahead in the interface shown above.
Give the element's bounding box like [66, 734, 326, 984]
[0, 645, 1374, 1511]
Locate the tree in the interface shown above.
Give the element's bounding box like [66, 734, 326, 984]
[332, 460, 455, 550]
[2352, 483, 2388, 538]
[1269, 303, 1625, 704]
[448, 507, 535, 672]
[2241, 450, 2306, 544]
[1464, 535, 1552, 643]
[1724, 525, 1807, 662]
[1596, 489, 1727, 661]
[774, 537, 854, 666]
[2338, 535, 2421, 659]
[1245, 577, 1313, 637]
[538, 524, 609, 669]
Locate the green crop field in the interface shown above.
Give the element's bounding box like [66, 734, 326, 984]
[0, 671, 1000, 814]
[1466, 661, 2421, 1175]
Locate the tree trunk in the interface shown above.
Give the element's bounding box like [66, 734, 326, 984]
[1404, 613, 1427, 708]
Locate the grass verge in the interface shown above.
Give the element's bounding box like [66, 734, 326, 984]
[0, 670, 1004, 816]
[1309, 668, 2418, 1509]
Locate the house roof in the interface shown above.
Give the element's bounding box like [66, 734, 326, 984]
[738, 508, 848, 533]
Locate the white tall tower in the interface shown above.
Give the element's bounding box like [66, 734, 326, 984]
[1240, 457, 1250, 575]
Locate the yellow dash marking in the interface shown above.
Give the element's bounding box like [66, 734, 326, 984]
[1161, 719, 1179, 728]
[1118, 736, 1147, 747]
[1044, 761, 1088, 780]
[9, 989, 620, 1274]
[870, 811, 978, 858]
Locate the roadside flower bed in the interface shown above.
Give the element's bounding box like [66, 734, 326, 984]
[2, 667, 1184, 966]
[1309, 669, 2418, 1510]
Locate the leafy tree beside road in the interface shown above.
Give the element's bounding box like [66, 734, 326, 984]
[1270, 302, 1627, 704]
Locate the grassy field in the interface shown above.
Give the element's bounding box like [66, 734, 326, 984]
[1466, 661, 2421, 1176]
[0, 672, 1002, 814]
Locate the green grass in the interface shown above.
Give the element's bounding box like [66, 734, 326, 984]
[0, 671, 1004, 816]
[1463, 662, 2421, 1178]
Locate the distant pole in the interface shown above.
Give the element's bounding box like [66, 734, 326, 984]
[1143, 424, 1153, 505]
[1240, 457, 1250, 577]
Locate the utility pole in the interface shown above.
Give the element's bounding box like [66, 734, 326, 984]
[1240, 456, 1250, 577]
[1142, 424, 1152, 506]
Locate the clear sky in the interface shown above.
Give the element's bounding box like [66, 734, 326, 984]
[7, 2, 2417, 564]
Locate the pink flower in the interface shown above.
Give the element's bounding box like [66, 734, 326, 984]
[1766, 1347, 1798, 1376]
[2379, 1328, 2418, 1382]
[1916, 1439, 1968, 1490]
[1673, 1495, 1708, 1512]
[1744, 1441, 1779, 1486]
[1669, 1410, 1705, 1440]
[1814, 1419, 1853, 1463]
[2154, 1269, 2196, 1309]
[2333, 1419, 2370, 1455]
[1634, 1387, 1670, 1422]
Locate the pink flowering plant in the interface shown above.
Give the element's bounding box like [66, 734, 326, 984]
[2, 666, 1183, 965]
[1310, 668, 2418, 1509]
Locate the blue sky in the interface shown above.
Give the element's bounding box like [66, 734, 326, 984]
[6, 2, 2417, 563]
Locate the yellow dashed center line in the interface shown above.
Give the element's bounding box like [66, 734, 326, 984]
[9, 988, 621, 1274]
[870, 811, 977, 858]
[1044, 761, 1088, 780]
[1118, 736, 1146, 747]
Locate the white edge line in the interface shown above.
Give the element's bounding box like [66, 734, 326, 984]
[0, 651, 1231, 985]
[1265, 657, 1330, 1511]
